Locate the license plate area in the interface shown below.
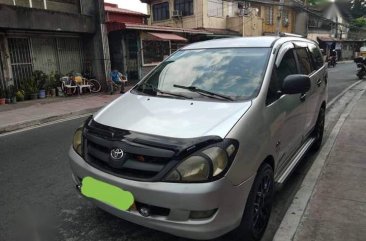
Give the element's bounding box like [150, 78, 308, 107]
[81, 176, 134, 211]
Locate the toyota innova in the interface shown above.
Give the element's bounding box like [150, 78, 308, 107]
[69, 36, 327, 241]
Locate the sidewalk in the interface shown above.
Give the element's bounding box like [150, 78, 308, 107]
[275, 81, 366, 241]
[0, 93, 121, 134]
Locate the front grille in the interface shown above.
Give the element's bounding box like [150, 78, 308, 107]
[82, 119, 223, 181]
[84, 126, 176, 181]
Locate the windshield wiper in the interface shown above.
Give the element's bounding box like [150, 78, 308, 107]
[173, 84, 234, 101]
[138, 83, 192, 99]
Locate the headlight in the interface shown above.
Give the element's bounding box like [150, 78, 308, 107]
[165, 142, 237, 182]
[73, 127, 83, 156]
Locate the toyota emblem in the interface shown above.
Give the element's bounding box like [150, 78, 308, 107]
[110, 148, 124, 160]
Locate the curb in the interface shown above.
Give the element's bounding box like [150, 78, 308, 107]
[0, 107, 100, 135]
[327, 80, 362, 108]
[273, 81, 366, 241]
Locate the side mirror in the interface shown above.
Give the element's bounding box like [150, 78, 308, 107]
[282, 74, 310, 95]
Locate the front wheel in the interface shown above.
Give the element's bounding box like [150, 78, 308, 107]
[232, 163, 274, 241]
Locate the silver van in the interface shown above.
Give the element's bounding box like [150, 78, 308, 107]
[69, 36, 327, 241]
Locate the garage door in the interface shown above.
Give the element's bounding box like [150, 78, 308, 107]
[57, 38, 82, 75]
[32, 38, 58, 74]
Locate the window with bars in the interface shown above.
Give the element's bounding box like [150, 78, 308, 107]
[265, 6, 273, 25]
[208, 0, 223, 17]
[152, 2, 170, 21]
[174, 0, 193, 16]
[142, 41, 170, 65]
[8, 38, 33, 88]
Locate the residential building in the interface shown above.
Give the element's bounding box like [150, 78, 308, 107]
[141, 0, 307, 37]
[0, 0, 110, 90]
[307, 1, 365, 60]
[105, 2, 210, 81]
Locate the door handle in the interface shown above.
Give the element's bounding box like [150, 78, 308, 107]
[316, 79, 322, 87]
[300, 93, 307, 102]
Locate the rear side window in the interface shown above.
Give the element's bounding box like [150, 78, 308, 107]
[295, 48, 312, 75]
[267, 49, 298, 104]
[308, 43, 324, 70]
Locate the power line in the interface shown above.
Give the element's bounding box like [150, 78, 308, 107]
[232, 0, 366, 31]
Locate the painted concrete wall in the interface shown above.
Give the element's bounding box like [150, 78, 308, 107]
[226, 15, 262, 36]
[0, 4, 95, 33]
[261, 5, 295, 34]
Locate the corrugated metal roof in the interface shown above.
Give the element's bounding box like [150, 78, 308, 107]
[123, 23, 212, 34]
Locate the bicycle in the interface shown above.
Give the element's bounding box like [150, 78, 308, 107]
[83, 78, 102, 93]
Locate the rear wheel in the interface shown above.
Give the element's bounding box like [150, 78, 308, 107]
[357, 71, 365, 80]
[89, 79, 101, 93]
[233, 163, 274, 241]
[311, 107, 325, 152]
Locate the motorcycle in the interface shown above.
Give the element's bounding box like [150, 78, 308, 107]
[328, 55, 337, 68]
[354, 57, 366, 80]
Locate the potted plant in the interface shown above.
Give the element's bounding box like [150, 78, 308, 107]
[46, 71, 57, 97]
[32, 70, 47, 99]
[25, 77, 39, 100]
[16, 89, 25, 102]
[0, 85, 5, 105]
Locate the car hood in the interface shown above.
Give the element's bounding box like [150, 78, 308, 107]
[93, 92, 251, 139]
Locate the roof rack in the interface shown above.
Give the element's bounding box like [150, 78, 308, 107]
[279, 32, 304, 38]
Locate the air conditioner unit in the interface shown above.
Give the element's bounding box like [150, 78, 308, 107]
[172, 10, 182, 18]
[238, 8, 251, 16]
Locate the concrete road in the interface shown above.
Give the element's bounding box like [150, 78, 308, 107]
[0, 62, 359, 241]
[327, 61, 359, 101]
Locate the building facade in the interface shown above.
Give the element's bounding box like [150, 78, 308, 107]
[141, 0, 306, 37]
[307, 1, 365, 60]
[0, 0, 110, 89]
[106, 2, 210, 82]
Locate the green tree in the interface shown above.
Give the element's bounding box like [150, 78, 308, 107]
[352, 16, 366, 27]
[351, 0, 366, 18]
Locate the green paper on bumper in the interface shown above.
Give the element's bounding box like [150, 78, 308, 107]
[81, 176, 134, 211]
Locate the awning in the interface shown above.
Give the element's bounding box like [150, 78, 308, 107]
[147, 32, 187, 42]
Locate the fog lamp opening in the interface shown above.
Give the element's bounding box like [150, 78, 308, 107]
[189, 209, 217, 220]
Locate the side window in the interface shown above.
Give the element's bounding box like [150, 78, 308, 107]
[267, 49, 298, 104]
[308, 43, 324, 70]
[295, 48, 312, 75]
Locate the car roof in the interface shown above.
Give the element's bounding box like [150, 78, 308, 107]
[181, 36, 315, 50]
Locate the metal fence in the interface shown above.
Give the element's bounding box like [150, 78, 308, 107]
[8, 38, 33, 88]
[7, 36, 82, 88]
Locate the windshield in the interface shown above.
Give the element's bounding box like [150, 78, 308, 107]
[133, 48, 270, 101]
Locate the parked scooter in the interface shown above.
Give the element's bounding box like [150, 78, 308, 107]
[354, 57, 366, 80]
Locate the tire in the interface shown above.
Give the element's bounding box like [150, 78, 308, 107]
[89, 79, 102, 93]
[357, 71, 365, 80]
[311, 107, 325, 152]
[232, 163, 274, 241]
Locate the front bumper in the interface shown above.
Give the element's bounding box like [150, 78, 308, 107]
[69, 147, 254, 240]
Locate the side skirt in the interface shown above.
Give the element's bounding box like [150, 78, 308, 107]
[275, 137, 316, 184]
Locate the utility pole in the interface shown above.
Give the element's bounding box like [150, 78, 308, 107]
[276, 0, 285, 35]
